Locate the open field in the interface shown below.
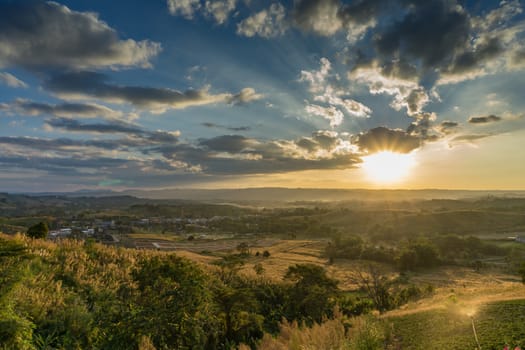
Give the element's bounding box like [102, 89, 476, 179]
[387, 299, 525, 349]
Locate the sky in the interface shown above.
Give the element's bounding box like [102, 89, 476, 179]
[1, 0, 525, 192]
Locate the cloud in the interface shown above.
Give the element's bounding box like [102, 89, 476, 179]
[344, 0, 525, 115]
[305, 104, 344, 128]
[439, 121, 460, 134]
[9, 99, 124, 120]
[237, 3, 288, 38]
[201, 122, 251, 131]
[292, 0, 342, 36]
[297, 130, 340, 151]
[300, 57, 333, 94]
[46, 117, 144, 135]
[167, 0, 201, 18]
[227, 88, 264, 105]
[0, 136, 84, 151]
[44, 71, 260, 113]
[292, 0, 385, 39]
[406, 112, 440, 141]
[301, 57, 371, 126]
[510, 49, 525, 68]
[374, 1, 470, 71]
[200, 135, 256, 153]
[148, 129, 361, 175]
[45, 117, 181, 145]
[468, 115, 502, 124]
[205, 0, 237, 24]
[167, 0, 238, 25]
[314, 91, 372, 118]
[355, 126, 421, 154]
[0, 154, 129, 173]
[0, 1, 161, 70]
[0, 72, 27, 88]
[349, 60, 428, 116]
[371, 1, 524, 86]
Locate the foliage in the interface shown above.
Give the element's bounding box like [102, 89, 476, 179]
[0, 237, 34, 350]
[397, 239, 440, 271]
[26, 222, 48, 239]
[255, 309, 349, 350]
[284, 264, 339, 325]
[131, 254, 222, 349]
[254, 309, 389, 350]
[0, 234, 348, 350]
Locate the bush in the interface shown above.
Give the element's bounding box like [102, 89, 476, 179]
[26, 222, 48, 239]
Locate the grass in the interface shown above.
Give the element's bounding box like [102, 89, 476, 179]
[388, 299, 525, 349]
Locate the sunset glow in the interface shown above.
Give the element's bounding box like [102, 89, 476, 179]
[362, 151, 415, 184]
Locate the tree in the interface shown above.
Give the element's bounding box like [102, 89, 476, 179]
[349, 264, 393, 313]
[26, 221, 48, 239]
[236, 242, 250, 256]
[284, 264, 339, 324]
[131, 255, 222, 349]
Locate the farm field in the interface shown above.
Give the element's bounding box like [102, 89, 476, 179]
[387, 299, 525, 349]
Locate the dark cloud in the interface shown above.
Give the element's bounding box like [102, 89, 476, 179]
[355, 126, 421, 153]
[375, 1, 470, 70]
[43, 71, 259, 112]
[311, 130, 339, 149]
[0, 1, 160, 70]
[1, 127, 362, 179]
[45, 117, 180, 145]
[10, 99, 122, 119]
[46, 117, 144, 135]
[292, 0, 342, 36]
[0, 155, 128, 173]
[0, 136, 81, 151]
[295, 130, 339, 152]
[367, 1, 523, 87]
[407, 112, 440, 141]
[199, 135, 255, 153]
[468, 115, 502, 124]
[201, 122, 251, 131]
[155, 143, 360, 175]
[150, 130, 362, 175]
[292, 0, 386, 37]
[439, 120, 460, 134]
[446, 37, 502, 75]
[511, 49, 525, 67]
[296, 137, 319, 152]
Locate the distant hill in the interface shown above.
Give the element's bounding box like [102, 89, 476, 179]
[8, 188, 525, 203]
[122, 188, 525, 202]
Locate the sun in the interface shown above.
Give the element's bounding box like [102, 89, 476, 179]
[361, 151, 415, 184]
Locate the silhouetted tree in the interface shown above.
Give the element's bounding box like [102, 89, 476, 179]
[26, 222, 48, 239]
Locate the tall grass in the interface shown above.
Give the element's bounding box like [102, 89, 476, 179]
[253, 309, 389, 350]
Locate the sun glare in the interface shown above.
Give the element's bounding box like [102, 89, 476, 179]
[361, 151, 415, 184]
